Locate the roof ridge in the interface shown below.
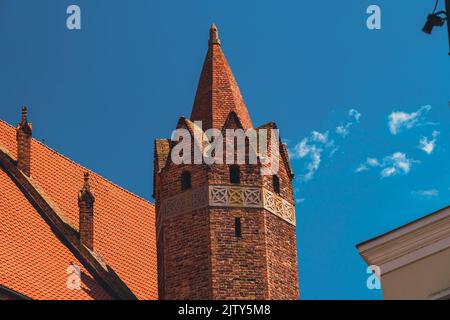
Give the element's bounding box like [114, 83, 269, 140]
[0, 285, 31, 300]
[0, 118, 154, 206]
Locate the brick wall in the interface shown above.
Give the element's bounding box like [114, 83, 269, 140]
[190, 43, 252, 131]
[209, 207, 269, 299]
[16, 113, 32, 176]
[155, 128, 299, 299]
[159, 207, 212, 299]
[265, 212, 299, 299]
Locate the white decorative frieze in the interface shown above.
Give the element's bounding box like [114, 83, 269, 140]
[262, 189, 296, 225]
[160, 186, 208, 217]
[209, 186, 228, 206]
[160, 185, 295, 225]
[208, 186, 262, 208]
[243, 188, 262, 207]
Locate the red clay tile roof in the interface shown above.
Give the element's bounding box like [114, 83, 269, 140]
[0, 119, 157, 300]
[0, 168, 112, 300]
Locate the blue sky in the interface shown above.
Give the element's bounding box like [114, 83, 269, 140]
[0, 0, 449, 299]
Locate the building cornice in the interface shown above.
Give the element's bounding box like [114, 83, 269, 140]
[429, 287, 450, 300]
[357, 206, 450, 275]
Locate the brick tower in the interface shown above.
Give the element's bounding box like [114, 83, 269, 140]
[154, 24, 299, 300]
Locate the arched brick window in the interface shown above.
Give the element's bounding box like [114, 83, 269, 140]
[272, 175, 280, 194]
[230, 165, 240, 184]
[181, 171, 192, 191]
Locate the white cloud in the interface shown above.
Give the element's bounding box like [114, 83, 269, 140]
[412, 189, 439, 198]
[366, 158, 380, 167]
[349, 109, 362, 122]
[354, 157, 380, 173]
[291, 130, 336, 182]
[336, 123, 352, 137]
[329, 146, 340, 157]
[290, 108, 361, 182]
[380, 167, 397, 178]
[292, 138, 323, 182]
[380, 152, 416, 178]
[418, 130, 440, 155]
[355, 152, 419, 178]
[388, 105, 432, 135]
[355, 164, 368, 173]
[295, 198, 305, 204]
[311, 131, 329, 143]
[335, 108, 362, 138]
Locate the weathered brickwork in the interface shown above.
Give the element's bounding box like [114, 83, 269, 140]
[191, 24, 253, 131]
[159, 207, 212, 299]
[209, 207, 269, 299]
[78, 172, 95, 250]
[16, 107, 32, 176]
[265, 212, 299, 299]
[154, 25, 299, 300]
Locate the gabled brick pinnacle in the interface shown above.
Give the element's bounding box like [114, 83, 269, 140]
[16, 107, 32, 176]
[190, 24, 253, 131]
[78, 172, 95, 250]
[0, 145, 137, 300]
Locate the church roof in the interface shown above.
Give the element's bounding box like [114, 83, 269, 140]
[0, 118, 157, 300]
[0, 167, 112, 300]
[190, 24, 253, 131]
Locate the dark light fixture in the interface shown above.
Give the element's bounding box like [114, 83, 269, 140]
[422, 0, 450, 55]
[422, 13, 445, 34]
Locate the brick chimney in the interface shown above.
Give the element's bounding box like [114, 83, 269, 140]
[78, 172, 95, 250]
[16, 106, 32, 176]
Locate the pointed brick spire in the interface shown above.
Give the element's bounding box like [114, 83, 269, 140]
[190, 24, 252, 131]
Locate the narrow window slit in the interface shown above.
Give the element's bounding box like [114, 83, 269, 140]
[181, 171, 192, 190]
[235, 217, 242, 238]
[230, 165, 240, 184]
[273, 175, 280, 194]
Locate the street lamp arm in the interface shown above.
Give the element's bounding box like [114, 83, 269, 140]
[446, 0, 450, 55]
[434, 10, 448, 17]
